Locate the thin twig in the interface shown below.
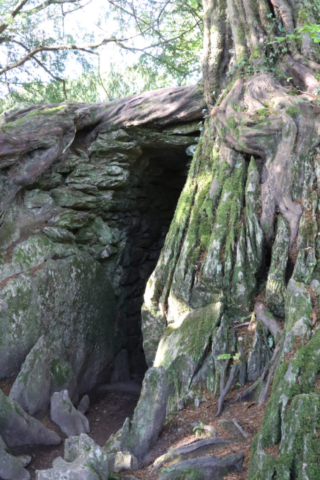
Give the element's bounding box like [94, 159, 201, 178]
[7, 39, 68, 99]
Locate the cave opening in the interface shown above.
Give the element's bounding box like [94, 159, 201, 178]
[0, 124, 199, 475]
[98, 129, 198, 382]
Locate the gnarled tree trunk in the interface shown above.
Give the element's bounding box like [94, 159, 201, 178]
[143, 1, 320, 479]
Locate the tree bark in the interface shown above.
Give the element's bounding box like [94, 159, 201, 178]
[1, 1, 320, 478]
[143, 1, 320, 479]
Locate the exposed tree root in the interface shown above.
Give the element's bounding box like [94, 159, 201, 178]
[237, 342, 282, 405]
[211, 72, 320, 247]
[257, 343, 281, 406]
[254, 302, 283, 344]
[236, 378, 261, 403]
[216, 362, 240, 416]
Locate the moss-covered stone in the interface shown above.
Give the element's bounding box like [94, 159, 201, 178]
[0, 274, 40, 377]
[67, 163, 130, 190]
[266, 216, 290, 317]
[54, 149, 90, 174]
[0, 388, 60, 448]
[283, 279, 312, 354]
[75, 217, 113, 245]
[154, 302, 223, 408]
[121, 367, 168, 459]
[29, 172, 62, 191]
[247, 321, 272, 382]
[24, 189, 54, 209]
[43, 227, 75, 243]
[248, 278, 318, 480]
[7, 252, 116, 414]
[51, 187, 97, 210]
[52, 209, 94, 230]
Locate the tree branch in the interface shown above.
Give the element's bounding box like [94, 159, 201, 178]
[0, 17, 198, 80]
[0, 0, 30, 35]
[4, 38, 68, 99]
[62, 0, 93, 17]
[0, 34, 140, 76]
[23, 0, 80, 17]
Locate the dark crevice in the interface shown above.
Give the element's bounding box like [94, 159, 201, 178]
[285, 257, 295, 284]
[266, 0, 277, 20]
[191, 335, 213, 382]
[101, 138, 196, 378]
[257, 239, 273, 286]
[72, 121, 101, 148]
[243, 152, 253, 163]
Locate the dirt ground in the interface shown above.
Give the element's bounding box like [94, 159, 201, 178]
[0, 377, 268, 480]
[132, 387, 267, 480]
[1, 380, 141, 479]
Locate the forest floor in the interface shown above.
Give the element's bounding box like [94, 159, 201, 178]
[0, 378, 268, 480]
[132, 387, 267, 480]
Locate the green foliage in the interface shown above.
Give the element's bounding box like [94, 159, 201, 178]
[217, 352, 241, 361]
[286, 106, 300, 118]
[0, 0, 203, 111]
[217, 353, 232, 360]
[162, 466, 176, 473]
[193, 421, 205, 437]
[272, 23, 320, 45]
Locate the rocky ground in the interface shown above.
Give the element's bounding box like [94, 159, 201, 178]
[132, 387, 267, 480]
[1, 376, 267, 480]
[0, 378, 141, 479]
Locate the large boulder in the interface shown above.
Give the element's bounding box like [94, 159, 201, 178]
[50, 390, 90, 437]
[0, 111, 199, 419]
[9, 336, 77, 415]
[121, 367, 168, 459]
[36, 434, 109, 480]
[0, 388, 60, 448]
[7, 248, 116, 415]
[0, 435, 30, 480]
[153, 302, 223, 409]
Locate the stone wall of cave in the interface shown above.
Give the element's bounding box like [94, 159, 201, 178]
[0, 121, 199, 414]
[89, 126, 198, 375]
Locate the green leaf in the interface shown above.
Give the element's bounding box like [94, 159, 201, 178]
[217, 354, 232, 360]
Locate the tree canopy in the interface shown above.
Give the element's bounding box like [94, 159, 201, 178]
[0, 0, 203, 110]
